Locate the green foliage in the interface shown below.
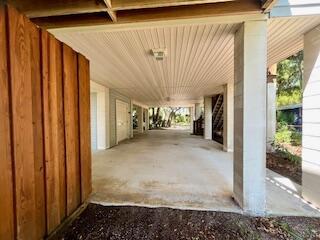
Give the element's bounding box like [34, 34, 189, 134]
[273, 122, 302, 164]
[277, 89, 302, 107]
[276, 111, 295, 125]
[276, 51, 303, 107]
[272, 143, 302, 165]
[275, 122, 301, 145]
[275, 122, 292, 144]
[277, 51, 303, 94]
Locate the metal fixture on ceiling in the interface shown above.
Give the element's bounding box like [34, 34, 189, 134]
[151, 48, 167, 60]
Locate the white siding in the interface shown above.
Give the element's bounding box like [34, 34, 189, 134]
[302, 26, 320, 208]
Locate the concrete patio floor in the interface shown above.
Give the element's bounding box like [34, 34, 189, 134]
[91, 129, 320, 217]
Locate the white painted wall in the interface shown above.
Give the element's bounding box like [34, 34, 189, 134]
[204, 97, 212, 140]
[234, 20, 267, 215]
[90, 93, 98, 150]
[90, 81, 110, 150]
[302, 25, 320, 208]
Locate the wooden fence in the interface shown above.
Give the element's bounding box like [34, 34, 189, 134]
[0, 5, 92, 240]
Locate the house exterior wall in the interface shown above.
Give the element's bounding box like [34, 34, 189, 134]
[109, 89, 132, 147]
[302, 26, 320, 208]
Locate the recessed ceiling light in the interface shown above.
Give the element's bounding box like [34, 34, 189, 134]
[151, 48, 167, 60]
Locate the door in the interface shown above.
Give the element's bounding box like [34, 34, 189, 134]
[116, 100, 129, 143]
[90, 93, 98, 150]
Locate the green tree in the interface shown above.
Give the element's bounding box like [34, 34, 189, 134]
[276, 51, 303, 107]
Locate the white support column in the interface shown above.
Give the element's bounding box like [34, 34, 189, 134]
[204, 96, 212, 140]
[145, 108, 149, 131]
[266, 67, 277, 153]
[234, 20, 267, 215]
[190, 106, 195, 133]
[223, 83, 234, 152]
[302, 26, 320, 208]
[105, 87, 110, 148]
[195, 103, 202, 120]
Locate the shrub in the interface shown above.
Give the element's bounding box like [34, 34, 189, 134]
[275, 122, 292, 144]
[272, 142, 301, 165]
[275, 122, 302, 146]
[276, 111, 295, 125]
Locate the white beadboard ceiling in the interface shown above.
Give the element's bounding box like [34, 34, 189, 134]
[54, 15, 320, 107]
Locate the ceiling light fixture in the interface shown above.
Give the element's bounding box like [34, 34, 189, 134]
[151, 48, 167, 60]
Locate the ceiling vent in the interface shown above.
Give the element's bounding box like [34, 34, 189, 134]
[151, 48, 167, 60]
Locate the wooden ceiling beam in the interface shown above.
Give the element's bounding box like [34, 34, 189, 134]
[31, 12, 112, 29]
[7, 0, 108, 18]
[111, 0, 235, 11]
[261, 0, 278, 12]
[30, 0, 262, 29]
[102, 0, 117, 22]
[117, 0, 261, 23]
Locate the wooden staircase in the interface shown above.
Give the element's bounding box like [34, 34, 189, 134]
[212, 94, 223, 143]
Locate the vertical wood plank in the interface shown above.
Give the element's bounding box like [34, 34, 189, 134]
[7, 5, 37, 239]
[63, 44, 81, 216]
[42, 32, 68, 233]
[0, 5, 15, 240]
[55, 38, 67, 222]
[42, 31, 64, 234]
[29, 20, 46, 239]
[78, 54, 92, 202]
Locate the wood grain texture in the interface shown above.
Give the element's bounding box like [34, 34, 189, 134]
[42, 30, 65, 234]
[29, 20, 46, 238]
[0, 5, 15, 240]
[78, 54, 92, 202]
[63, 43, 81, 216]
[1, 5, 91, 239]
[7, 5, 37, 239]
[55, 38, 67, 222]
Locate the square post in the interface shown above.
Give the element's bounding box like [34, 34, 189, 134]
[233, 20, 267, 215]
[204, 96, 212, 139]
[223, 83, 234, 152]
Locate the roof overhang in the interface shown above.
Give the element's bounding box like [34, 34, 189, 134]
[7, 0, 263, 31]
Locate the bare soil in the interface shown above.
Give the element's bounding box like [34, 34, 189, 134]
[267, 152, 302, 184]
[57, 204, 320, 240]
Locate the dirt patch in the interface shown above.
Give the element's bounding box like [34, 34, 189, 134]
[57, 204, 320, 240]
[267, 153, 302, 184]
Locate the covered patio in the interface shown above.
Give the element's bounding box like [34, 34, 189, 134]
[91, 128, 320, 217]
